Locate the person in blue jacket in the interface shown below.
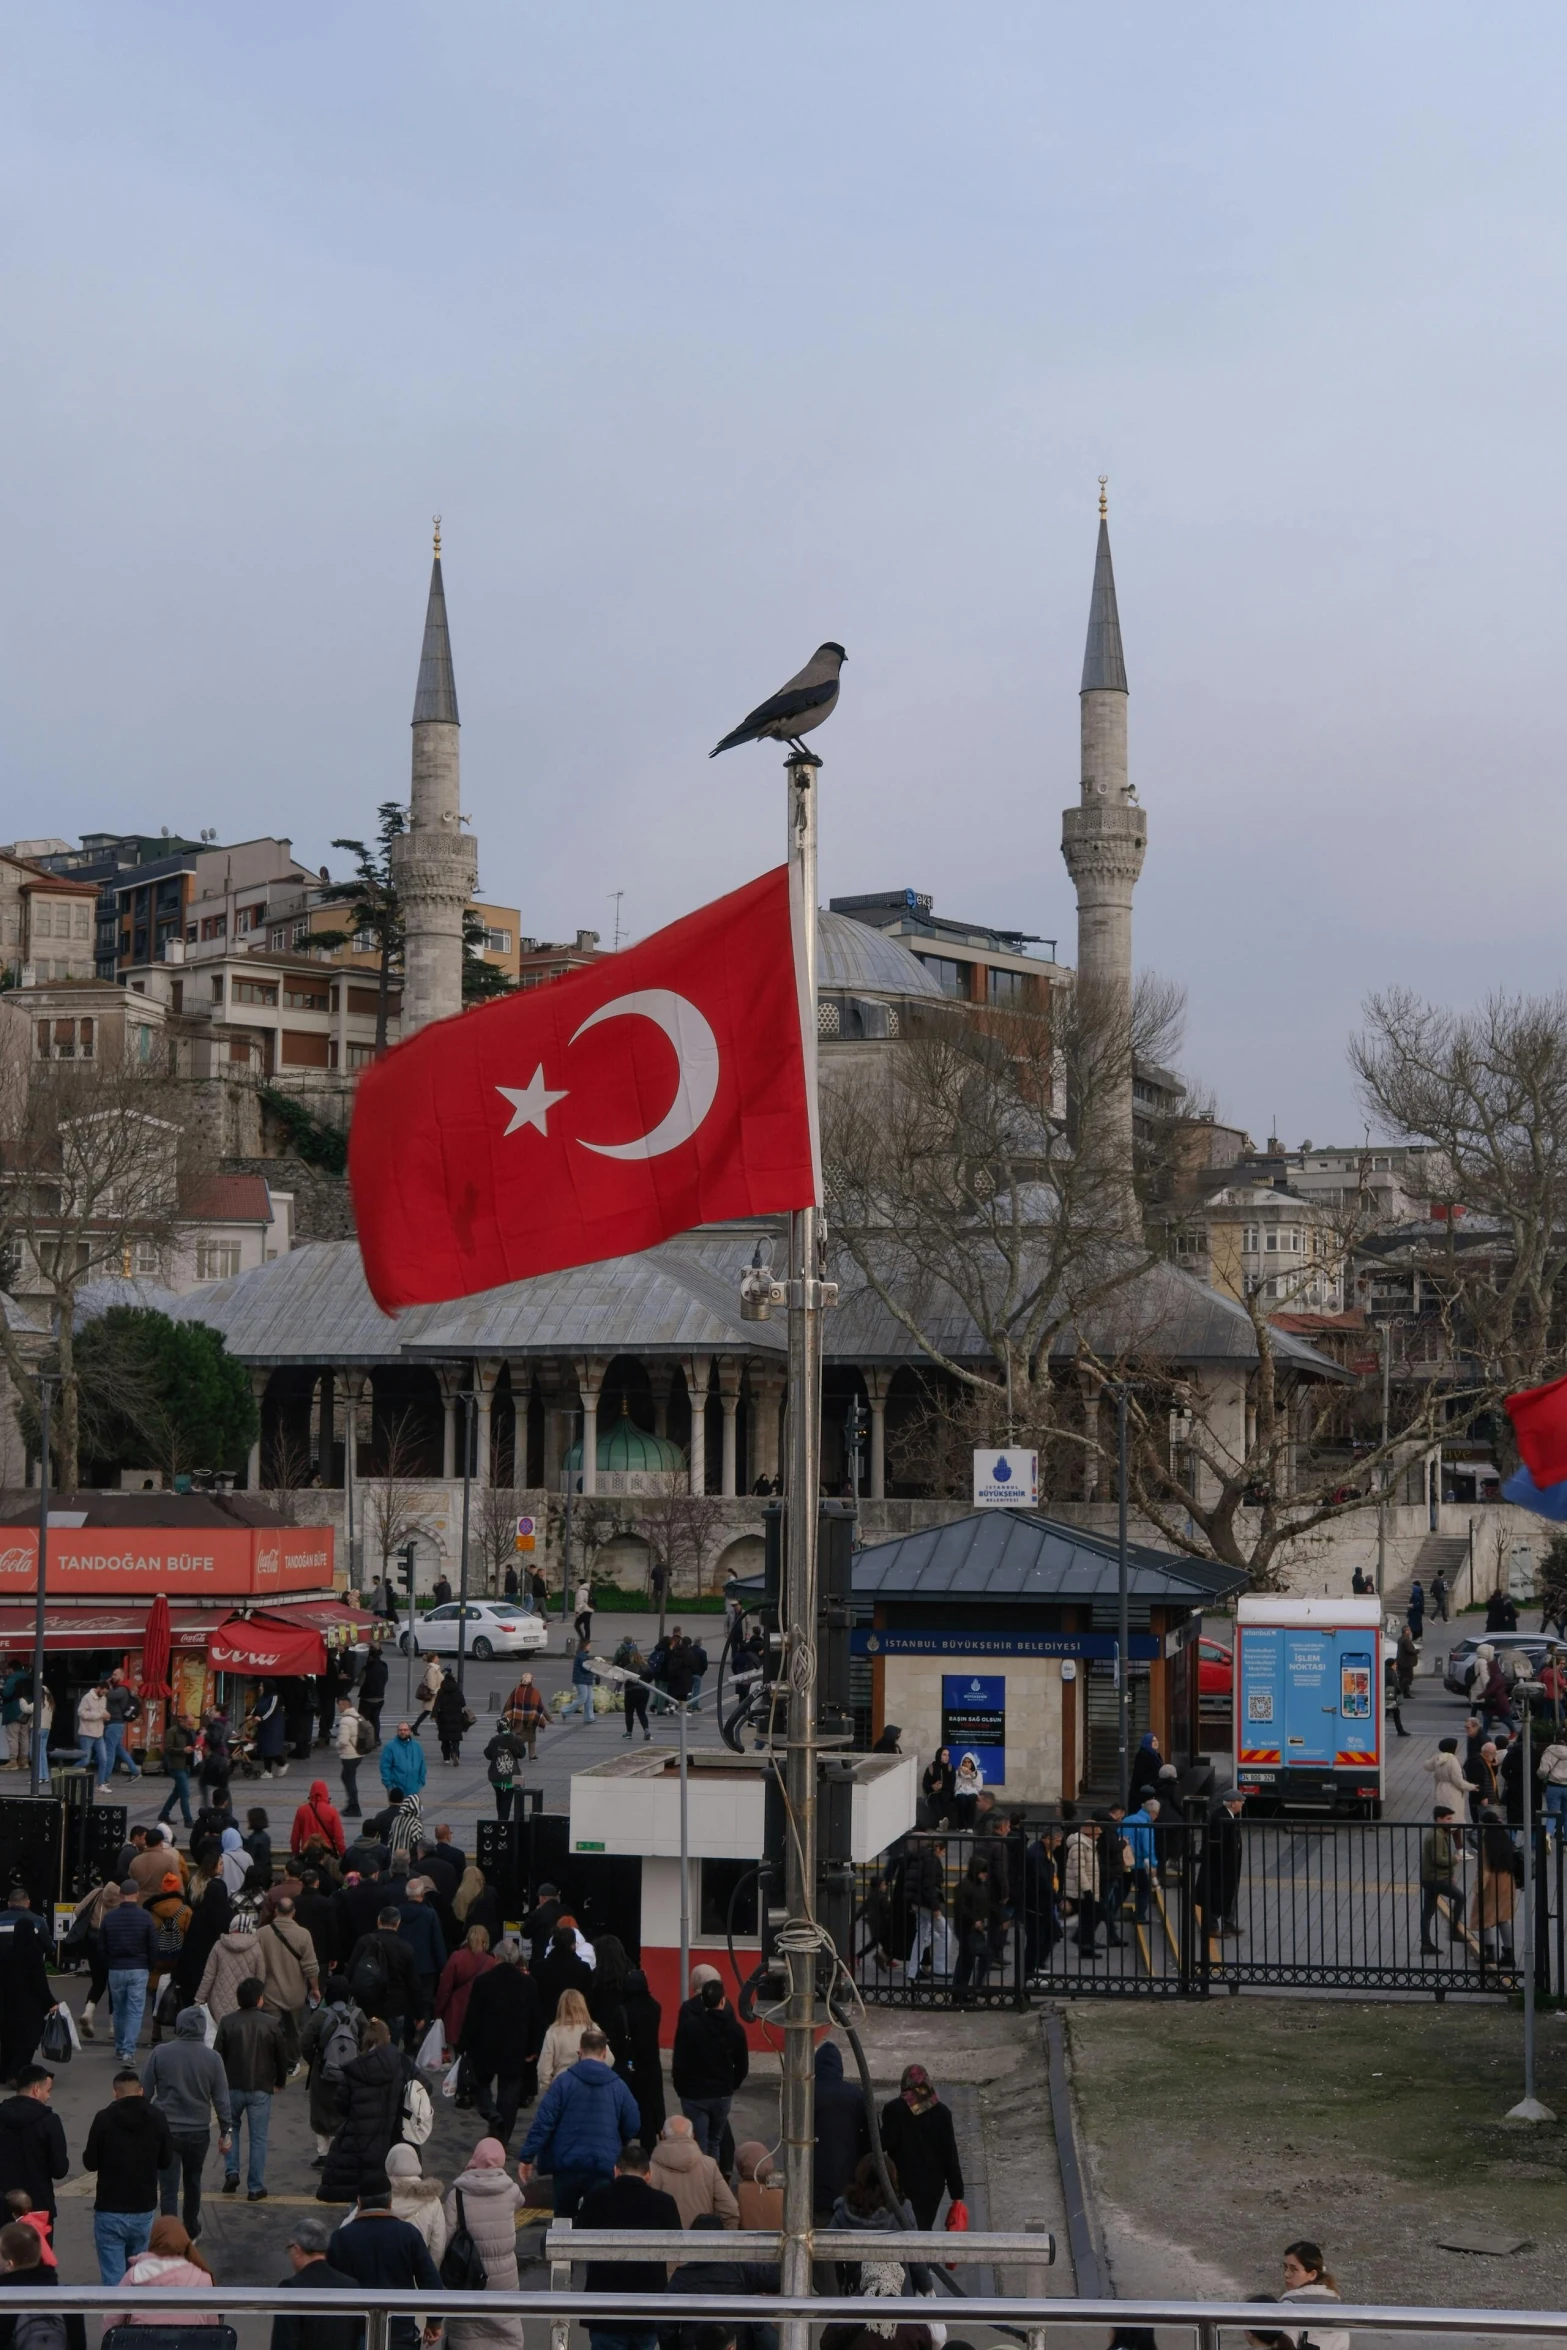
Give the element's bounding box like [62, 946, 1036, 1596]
[379, 1723, 427, 1803]
[518, 2026, 640, 2218]
[1120, 1800, 1160, 1922]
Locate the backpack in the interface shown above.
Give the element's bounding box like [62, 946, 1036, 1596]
[349, 1938, 389, 2006]
[401, 2074, 433, 2145]
[153, 1905, 187, 1959]
[354, 1716, 375, 1755]
[319, 2004, 360, 2084]
[439, 2187, 488, 2291]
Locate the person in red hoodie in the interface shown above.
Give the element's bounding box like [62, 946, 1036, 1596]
[290, 1782, 345, 1862]
[2, 2195, 55, 2269]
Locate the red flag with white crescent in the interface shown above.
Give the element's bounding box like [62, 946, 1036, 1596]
[349, 865, 818, 1310]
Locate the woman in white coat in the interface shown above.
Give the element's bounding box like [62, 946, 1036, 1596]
[442, 2136, 526, 2350]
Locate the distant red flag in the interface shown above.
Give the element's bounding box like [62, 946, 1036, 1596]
[350, 865, 818, 1311]
[1504, 1373, 1567, 1490]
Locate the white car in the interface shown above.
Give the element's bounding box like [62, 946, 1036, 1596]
[399, 1600, 550, 1661]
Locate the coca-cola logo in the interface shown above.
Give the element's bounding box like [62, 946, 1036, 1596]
[0, 1548, 33, 1577]
[256, 1547, 280, 1576]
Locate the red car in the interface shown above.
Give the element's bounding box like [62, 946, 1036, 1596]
[1198, 1637, 1232, 1699]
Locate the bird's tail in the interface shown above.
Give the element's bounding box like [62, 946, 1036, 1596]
[709, 722, 758, 759]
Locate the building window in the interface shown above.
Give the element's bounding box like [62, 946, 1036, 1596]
[292, 919, 311, 946]
[1173, 1228, 1207, 1259]
[212, 976, 225, 1002]
[354, 927, 377, 953]
[285, 984, 329, 1010]
[699, 1858, 758, 1939]
[269, 925, 286, 951]
[483, 927, 512, 954]
[200, 914, 227, 940]
[73, 905, 89, 940]
[1242, 1225, 1259, 1253]
[232, 980, 279, 1006]
[131, 1239, 162, 1276]
[234, 905, 260, 934]
[32, 904, 51, 940]
[915, 954, 966, 997]
[988, 967, 1027, 1004]
[195, 1240, 241, 1281]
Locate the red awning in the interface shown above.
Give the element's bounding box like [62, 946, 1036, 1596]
[0, 1604, 216, 1654]
[207, 1613, 327, 1676]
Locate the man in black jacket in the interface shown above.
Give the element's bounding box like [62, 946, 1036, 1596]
[667, 2212, 779, 2350]
[576, 2141, 681, 2337]
[670, 1979, 748, 2157]
[357, 1650, 388, 1748]
[332, 1869, 388, 1964]
[271, 2218, 363, 2350]
[83, 2071, 172, 2284]
[0, 2073, 67, 2224]
[458, 1938, 542, 2147]
[0, 1918, 54, 2094]
[346, 1912, 422, 2047]
[214, 1979, 288, 2200]
[327, 2193, 441, 2350]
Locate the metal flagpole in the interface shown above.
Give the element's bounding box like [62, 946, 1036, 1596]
[780, 749, 825, 2348]
[457, 1387, 474, 1696]
[31, 1372, 58, 1796]
[1117, 1383, 1130, 1808]
[1508, 1690, 1556, 2120]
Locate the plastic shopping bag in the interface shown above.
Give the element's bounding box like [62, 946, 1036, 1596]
[197, 2002, 217, 2048]
[416, 2018, 446, 2071]
[60, 2001, 82, 2052]
[442, 2055, 463, 2100]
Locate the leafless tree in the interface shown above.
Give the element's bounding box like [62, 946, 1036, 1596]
[824, 972, 1183, 1459]
[1352, 986, 1567, 1398]
[260, 1420, 317, 1525]
[363, 1409, 440, 1583]
[474, 1484, 525, 1596]
[0, 1020, 203, 1489]
[636, 1476, 728, 1597]
[1072, 1208, 1443, 1588]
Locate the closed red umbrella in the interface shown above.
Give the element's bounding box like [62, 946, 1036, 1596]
[137, 1592, 173, 1699]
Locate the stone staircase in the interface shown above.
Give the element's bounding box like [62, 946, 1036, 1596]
[1384, 1533, 1470, 1661]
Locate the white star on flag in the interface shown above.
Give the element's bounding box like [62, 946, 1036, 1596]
[496, 1067, 568, 1137]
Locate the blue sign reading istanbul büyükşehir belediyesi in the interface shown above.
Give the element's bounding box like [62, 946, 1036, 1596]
[853, 1628, 1159, 1659]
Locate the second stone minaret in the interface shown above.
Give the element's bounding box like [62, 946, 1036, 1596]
[1060, 486, 1147, 1184]
[390, 523, 477, 1034]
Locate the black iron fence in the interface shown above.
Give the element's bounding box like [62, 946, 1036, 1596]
[852, 1816, 1565, 2001]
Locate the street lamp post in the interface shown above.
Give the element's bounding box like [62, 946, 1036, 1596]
[457, 1385, 475, 1696]
[31, 1371, 59, 1796]
[1507, 1683, 1556, 2122]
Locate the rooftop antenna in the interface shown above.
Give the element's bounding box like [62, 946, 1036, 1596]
[608, 889, 624, 952]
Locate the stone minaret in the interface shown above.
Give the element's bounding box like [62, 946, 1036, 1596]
[1060, 481, 1146, 1184]
[390, 520, 477, 1033]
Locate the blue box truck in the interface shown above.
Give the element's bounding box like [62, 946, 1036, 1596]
[1233, 1595, 1385, 1815]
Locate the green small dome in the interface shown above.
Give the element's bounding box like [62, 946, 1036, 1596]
[565, 1403, 686, 1474]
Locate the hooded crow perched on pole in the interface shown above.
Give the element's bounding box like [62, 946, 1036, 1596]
[709, 642, 846, 758]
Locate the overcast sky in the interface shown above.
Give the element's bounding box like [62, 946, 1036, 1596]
[5, 6, 1565, 1142]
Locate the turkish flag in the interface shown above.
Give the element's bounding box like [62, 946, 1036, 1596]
[350, 864, 818, 1310]
[1505, 1373, 1567, 1490]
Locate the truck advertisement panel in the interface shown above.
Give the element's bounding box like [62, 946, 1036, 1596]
[1233, 1600, 1383, 1811]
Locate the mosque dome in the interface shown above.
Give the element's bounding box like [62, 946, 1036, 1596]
[564, 1403, 687, 1474]
[816, 910, 945, 1000]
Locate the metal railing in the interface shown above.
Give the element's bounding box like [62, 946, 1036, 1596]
[5, 2282, 1567, 2346]
[852, 1818, 1565, 2002]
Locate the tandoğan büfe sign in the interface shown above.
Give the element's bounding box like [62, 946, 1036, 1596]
[0, 1527, 332, 1595]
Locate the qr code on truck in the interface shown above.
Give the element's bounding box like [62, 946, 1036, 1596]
[1247, 1694, 1274, 1722]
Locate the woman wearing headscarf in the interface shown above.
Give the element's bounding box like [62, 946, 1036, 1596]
[1477, 1806, 1520, 1966]
[950, 1754, 982, 1832]
[919, 1747, 956, 1828]
[877, 2064, 964, 2231]
[172, 1873, 231, 2009]
[436, 1925, 496, 2054]
[216, 1828, 249, 1899]
[383, 2142, 449, 2264]
[734, 2141, 783, 2230]
[194, 1910, 264, 2022]
[122, 2217, 216, 2321]
[586, 1932, 631, 2066]
[432, 1674, 466, 1766]
[442, 2137, 526, 2350]
[1129, 1733, 1163, 1807]
[620, 1966, 666, 2145]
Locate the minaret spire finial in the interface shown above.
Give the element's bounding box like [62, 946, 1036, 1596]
[1098, 475, 1108, 519]
[432, 513, 442, 560]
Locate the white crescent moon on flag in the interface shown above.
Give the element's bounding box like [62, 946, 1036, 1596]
[570, 990, 721, 1160]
